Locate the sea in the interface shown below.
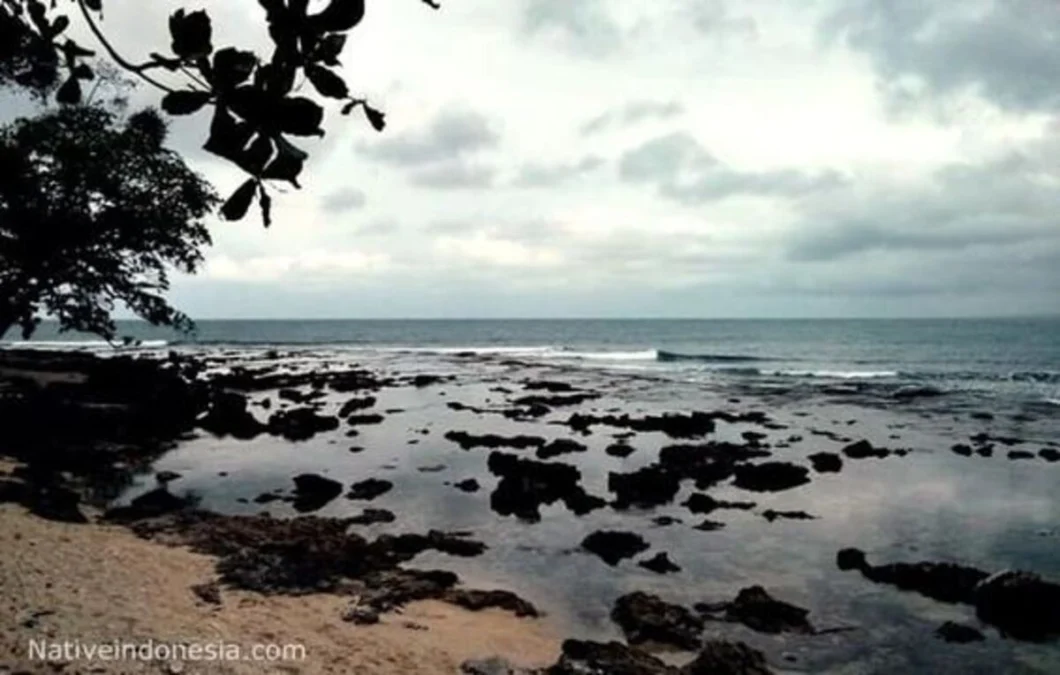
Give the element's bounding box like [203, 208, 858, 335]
[4, 318, 1060, 673]
[6, 318, 1060, 407]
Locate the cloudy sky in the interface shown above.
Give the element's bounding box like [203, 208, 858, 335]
[14, 0, 1060, 317]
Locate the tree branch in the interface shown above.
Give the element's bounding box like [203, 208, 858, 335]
[76, 0, 176, 93]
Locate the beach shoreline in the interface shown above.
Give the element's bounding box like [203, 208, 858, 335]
[1, 346, 1058, 674]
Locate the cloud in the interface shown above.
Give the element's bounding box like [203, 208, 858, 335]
[410, 161, 497, 189]
[684, 1, 758, 38]
[580, 100, 684, 135]
[202, 250, 393, 284]
[619, 132, 842, 202]
[514, 156, 604, 187]
[785, 144, 1060, 263]
[360, 110, 500, 166]
[320, 187, 367, 213]
[519, 0, 624, 55]
[820, 0, 1060, 114]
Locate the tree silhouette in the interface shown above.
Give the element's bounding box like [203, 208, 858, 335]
[0, 0, 440, 227]
[0, 105, 218, 340]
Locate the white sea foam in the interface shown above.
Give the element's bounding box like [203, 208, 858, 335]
[774, 370, 899, 380]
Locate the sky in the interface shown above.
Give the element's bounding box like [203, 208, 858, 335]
[8, 0, 1060, 318]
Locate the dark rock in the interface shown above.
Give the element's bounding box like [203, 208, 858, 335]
[342, 603, 380, 625]
[190, 582, 221, 605]
[638, 552, 681, 574]
[267, 408, 339, 441]
[156, 471, 182, 484]
[1041, 448, 1060, 462]
[348, 446, 364, 453]
[935, 621, 985, 643]
[550, 639, 675, 675]
[581, 530, 650, 566]
[488, 452, 603, 521]
[348, 508, 396, 525]
[611, 591, 704, 650]
[291, 473, 343, 513]
[683, 640, 773, 675]
[253, 492, 282, 504]
[836, 548, 988, 604]
[760, 509, 816, 522]
[523, 380, 576, 392]
[836, 548, 868, 571]
[417, 464, 447, 473]
[1007, 450, 1035, 460]
[976, 444, 994, 457]
[372, 530, 487, 562]
[970, 411, 994, 421]
[693, 519, 725, 532]
[807, 452, 842, 473]
[732, 462, 810, 493]
[461, 657, 535, 675]
[513, 392, 599, 409]
[412, 374, 446, 388]
[454, 479, 481, 493]
[537, 439, 588, 460]
[338, 396, 376, 417]
[199, 392, 265, 439]
[951, 444, 973, 457]
[444, 589, 538, 617]
[605, 443, 636, 458]
[683, 493, 755, 515]
[652, 516, 682, 527]
[610, 465, 681, 509]
[346, 479, 393, 501]
[357, 568, 459, 611]
[842, 440, 889, 459]
[973, 570, 1060, 641]
[742, 431, 768, 446]
[445, 431, 544, 451]
[347, 413, 385, 426]
[566, 411, 721, 439]
[717, 586, 814, 635]
[104, 488, 193, 522]
[278, 387, 326, 405]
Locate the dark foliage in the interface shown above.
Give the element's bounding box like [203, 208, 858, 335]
[0, 0, 439, 226]
[0, 105, 217, 339]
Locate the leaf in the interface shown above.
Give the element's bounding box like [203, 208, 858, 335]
[212, 48, 257, 90]
[169, 9, 213, 60]
[341, 100, 359, 115]
[56, 76, 81, 104]
[221, 178, 258, 221]
[313, 33, 347, 66]
[83, 0, 102, 10]
[73, 64, 93, 80]
[362, 103, 386, 131]
[261, 136, 307, 186]
[305, 65, 348, 99]
[161, 90, 211, 115]
[308, 0, 365, 32]
[62, 39, 95, 60]
[27, 1, 46, 32]
[274, 97, 324, 136]
[203, 106, 254, 164]
[258, 183, 272, 228]
[49, 15, 70, 37]
[243, 134, 275, 175]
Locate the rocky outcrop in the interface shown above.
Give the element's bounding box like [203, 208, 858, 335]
[611, 591, 704, 650]
[581, 531, 650, 567]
